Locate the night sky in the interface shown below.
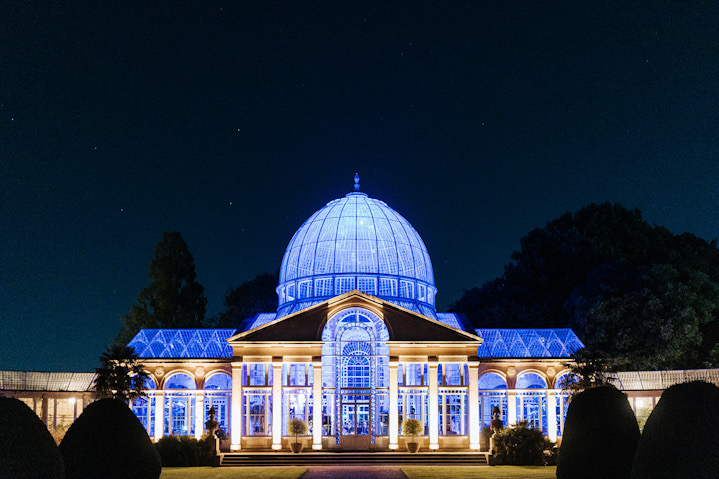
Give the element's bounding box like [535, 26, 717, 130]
[2, 2, 718, 372]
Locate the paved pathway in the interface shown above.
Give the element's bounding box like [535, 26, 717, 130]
[300, 466, 407, 479]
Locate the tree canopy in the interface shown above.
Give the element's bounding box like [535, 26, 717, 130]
[115, 232, 208, 346]
[216, 271, 279, 329]
[450, 202, 719, 370]
[93, 345, 149, 403]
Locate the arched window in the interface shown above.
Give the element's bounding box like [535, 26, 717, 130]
[478, 372, 508, 390]
[321, 307, 390, 443]
[204, 372, 231, 435]
[132, 376, 157, 435]
[204, 373, 231, 390]
[515, 372, 548, 434]
[478, 372, 508, 429]
[515, 372, 547, 389]
[165, 372, 195, 389]
[164, 372, 196, 436]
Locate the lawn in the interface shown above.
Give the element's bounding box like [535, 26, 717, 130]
[160, 467, 307, 479]
[402, 466, 557, 479]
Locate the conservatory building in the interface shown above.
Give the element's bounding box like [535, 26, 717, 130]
[126, 179, 585, 450]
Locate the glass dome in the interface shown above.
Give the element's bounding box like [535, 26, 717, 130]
[276, 186, 437, 319]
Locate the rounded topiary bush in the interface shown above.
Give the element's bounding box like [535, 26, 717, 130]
[557, 386, 639, 479]
[0, 397, 65, 479]
[59, 398, 161, 479]
[632, 381, 719, 479]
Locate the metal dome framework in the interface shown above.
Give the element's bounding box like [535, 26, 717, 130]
[277, 191, 437, 318]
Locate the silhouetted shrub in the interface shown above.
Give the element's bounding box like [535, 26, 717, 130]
[0, 397, 65, 479]
[155, 435, 215, 466]
[59, 398, 160, 479]
[557, 386, 639, 479]
[632, 381, 719, 479]
[493, 421, 552, 465]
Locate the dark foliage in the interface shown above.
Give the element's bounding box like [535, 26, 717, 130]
[561, 348, 616, 396]
[216, 271, 279, 328]
[632, 381, 719, 479]
[0, 397, 65, 479]
[155, 436, 215, 467]
[557, 386, 639, 479]
[450, 202, 719, 370]
[59, 398, 161, 479]
[115, 232, 208, 346]
[492, 421, 552, 465]
[93, 345, 149, 403]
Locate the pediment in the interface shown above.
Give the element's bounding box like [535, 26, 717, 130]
[228, 290, 481, 344]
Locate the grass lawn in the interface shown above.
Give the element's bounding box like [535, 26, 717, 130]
[160, 467, 307, 479]
[402, 466, 557, 479]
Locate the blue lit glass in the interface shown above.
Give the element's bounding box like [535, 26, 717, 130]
[165, 372, 195, 389]
[515, 372, 548, 389]
[127, 329, 235, 358]
[475, 329, 585, 358]
[277, 192, 437, 319]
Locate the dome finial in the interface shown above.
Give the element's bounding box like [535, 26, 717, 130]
[354, 173, 360, 191]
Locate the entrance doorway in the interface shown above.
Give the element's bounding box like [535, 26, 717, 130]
[340, 391, 371, 449]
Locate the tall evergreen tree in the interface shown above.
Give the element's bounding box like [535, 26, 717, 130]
[115, 232, 207, 346]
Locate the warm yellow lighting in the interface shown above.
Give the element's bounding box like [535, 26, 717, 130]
[388, 444, 399, 450]
[271, 444, 282, 450]
[312, 444, 322, 450]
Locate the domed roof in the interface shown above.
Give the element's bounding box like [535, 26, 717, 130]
[276, 179, 437, 318]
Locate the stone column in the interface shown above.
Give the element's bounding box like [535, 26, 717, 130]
[230, 362, 243, 450]
[547, 390, 557, 442]
[389, 361, 399, 449]
[507, 391, 517, 426]
[312, 362, 322, 450]
[468, 362, 480, 449]
[194, 392, 204, 440]
[428, 361, 439, 449]
[154, 391, 164, 441]
[272, 362, 283, 450]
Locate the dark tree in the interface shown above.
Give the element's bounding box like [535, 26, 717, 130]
[216, 271, 279, 329]
[0, 397, 65, 479]
[557, 386, 640, 479]
[59, 399, 161, 479]
[94, 345, 149, 403]
[450, 202, 719, 369]
[561, 348, 616, 397]
[632, 381, 719, 479]
[115, 232, 208, 346]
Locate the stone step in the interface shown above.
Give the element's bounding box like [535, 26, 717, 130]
[219, 451, 491, 466]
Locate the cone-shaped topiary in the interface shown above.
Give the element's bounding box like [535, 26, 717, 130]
[557, 386, 639, 479]
[59, 398, 161, 479]
[632, 381, 719, 479]
[0, 397, 65, 479]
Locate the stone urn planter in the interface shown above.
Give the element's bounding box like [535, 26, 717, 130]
[402, 418, 423, 453]
[288, 418, 307, 453]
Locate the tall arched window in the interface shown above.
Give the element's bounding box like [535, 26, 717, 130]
[204, 372, 231, 434]
[321, 308, 390, 444]
[478, 372, 508, 428]
[164, 372, 196, 436]
[132, 376, 156, 435]
[515, 372, 548, 433]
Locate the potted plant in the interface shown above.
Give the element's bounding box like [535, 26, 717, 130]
[288, 418, 307, 453]
[402, 418, 423, 453]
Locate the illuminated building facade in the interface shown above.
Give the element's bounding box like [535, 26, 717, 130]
[125, 177, 586, 450]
